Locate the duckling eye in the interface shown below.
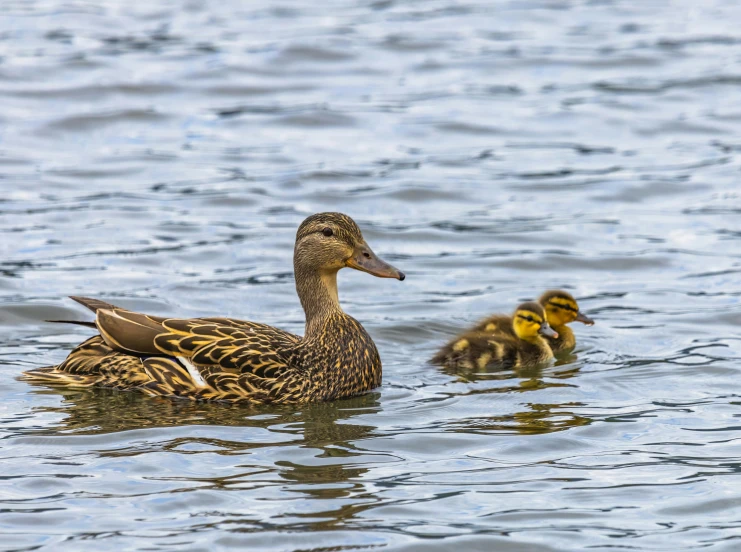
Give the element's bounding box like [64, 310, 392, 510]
[322, 227, 333, 237]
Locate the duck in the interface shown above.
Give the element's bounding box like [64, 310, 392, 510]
[22, 213, 405, 404]
[472, 289, 594, 354]
[431, 302, 557, 371]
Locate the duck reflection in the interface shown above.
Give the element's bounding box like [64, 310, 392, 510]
[440, 351, 582, 387]
[27, 386, 383, 529]
[28, 386, 380, 445]
[274, 395, 380, 498]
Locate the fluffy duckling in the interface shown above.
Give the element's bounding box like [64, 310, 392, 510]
[431, 302, 557, 371]
[473, 290, 594, 354]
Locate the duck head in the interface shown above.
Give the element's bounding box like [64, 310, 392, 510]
[512, 301, 558, 341]
[539, 290, 594, 328]
[294, 212, 404, 281]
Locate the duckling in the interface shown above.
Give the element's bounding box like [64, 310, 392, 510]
[473, 290, 594, 354]
[431, 302, 557, 371]
[22, 213, 405, 404]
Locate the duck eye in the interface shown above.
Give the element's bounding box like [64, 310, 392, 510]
[322, 227, 333, 237]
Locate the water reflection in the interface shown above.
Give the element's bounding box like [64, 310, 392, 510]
[4, 0, 741, 548]
[439, 352, 582, 385]
[28, 387, 382, 502]
[29, 387, 381, 445]
[437, 356, 589, 435]
[444, 401, 592, 436]
[21, 387, 392, 538]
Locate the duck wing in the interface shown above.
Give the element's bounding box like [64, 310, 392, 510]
[22, 335, 153, 389]
[31, 297, 304, 402]
[91, 307, 299, 360]
[136, 317, 305, 402]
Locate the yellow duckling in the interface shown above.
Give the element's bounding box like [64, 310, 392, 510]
[431, 302, 557, 371]
[22, 213, 405, 404]
[473, 289, 594, 354]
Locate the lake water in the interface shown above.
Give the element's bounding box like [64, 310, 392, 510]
[2, 0, 741, 550]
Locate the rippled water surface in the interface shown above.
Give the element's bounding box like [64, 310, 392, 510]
[2, 1, 741, 550]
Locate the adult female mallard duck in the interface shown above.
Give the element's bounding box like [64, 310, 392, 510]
[22, 213, 405, 404]
[431, 302, 557, 371]
[472, 290, 594, 354]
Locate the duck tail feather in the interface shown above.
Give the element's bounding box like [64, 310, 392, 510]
[69, 296, 121, 313]
[46, 319, 98, 328]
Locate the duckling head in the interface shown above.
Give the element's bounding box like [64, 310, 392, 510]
[512, 302, 558, 341]
[294, 212, 405, 280]
[539, 290, 594, 328]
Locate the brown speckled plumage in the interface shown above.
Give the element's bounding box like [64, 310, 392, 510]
[431, 302, 556, 371]
[22, 213, 405, 403]
[470, 290, 594, 355]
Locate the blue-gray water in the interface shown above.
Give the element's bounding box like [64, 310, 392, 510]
[2, 1, 741, 550]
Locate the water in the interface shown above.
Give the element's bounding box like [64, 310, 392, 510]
[1, 0, 741, 550]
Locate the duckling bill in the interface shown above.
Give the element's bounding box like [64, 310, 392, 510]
[473, 290, 594, 354]
[22, 213, 405, 404]
[431, 302, 557, 371]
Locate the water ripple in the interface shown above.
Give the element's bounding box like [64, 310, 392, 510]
[2, 0, 741, 550]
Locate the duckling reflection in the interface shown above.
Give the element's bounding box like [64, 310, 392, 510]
[432, 339, 588, 438]
[444, 400, 592, 435]
[440, 362, 590, 435]
[443, 360, 582, 389]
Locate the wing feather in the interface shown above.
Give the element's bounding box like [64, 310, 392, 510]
[28, 299, 306, 402]
[96, 309, 166, 354]
[22, 336, 150, 388]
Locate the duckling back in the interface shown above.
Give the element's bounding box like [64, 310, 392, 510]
[430, 330, 553, 372]
[472, 314, 516, 336]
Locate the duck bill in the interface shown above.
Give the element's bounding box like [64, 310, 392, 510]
[539, 324, 559, 339]
[575, 312, 595, 326]
[346, 243, 405, 280]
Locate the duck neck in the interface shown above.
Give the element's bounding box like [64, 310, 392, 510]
[295, 267, 343, 337]
[551, 324, 573, 347]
